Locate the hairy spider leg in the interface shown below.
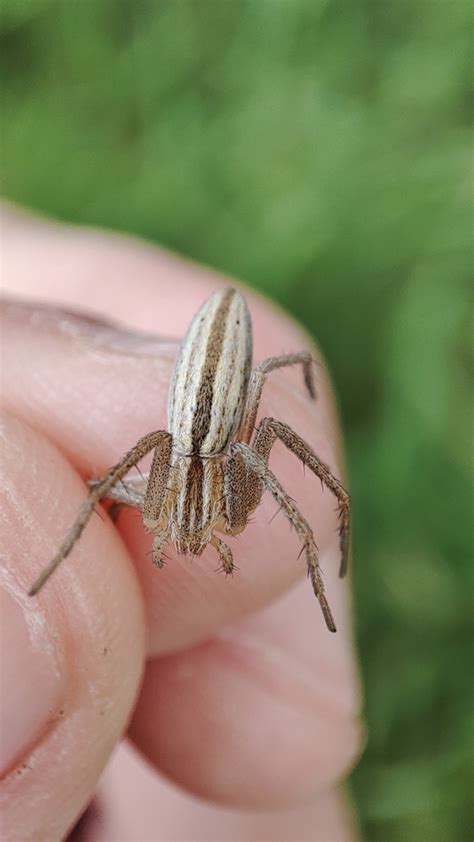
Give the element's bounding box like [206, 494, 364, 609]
[239, 352, 316, 445]
[251, 419, 350, 578]
[226, 443, 337, 633]
[28, 431, 171, 595]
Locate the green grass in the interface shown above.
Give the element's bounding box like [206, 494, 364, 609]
[2, 2, 472, 839]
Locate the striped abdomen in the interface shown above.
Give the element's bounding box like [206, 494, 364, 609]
[168, 288, 252, 456]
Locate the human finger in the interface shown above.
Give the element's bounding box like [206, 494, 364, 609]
[0, 413, 145, 841]
[90, 740, 357, 841]
[130, 574, 361, 807]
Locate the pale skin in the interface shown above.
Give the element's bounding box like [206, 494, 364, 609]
[0, 204, 361, 842]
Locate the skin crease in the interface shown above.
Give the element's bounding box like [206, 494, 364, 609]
[0, 202, 362, 841]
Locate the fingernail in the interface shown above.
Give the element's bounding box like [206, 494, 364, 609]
[0, 588, 65, 776]
[1, 298, 179, 357]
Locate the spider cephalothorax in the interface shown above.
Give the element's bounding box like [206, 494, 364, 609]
[29, 288, 350, 632]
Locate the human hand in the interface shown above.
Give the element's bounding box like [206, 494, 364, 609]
[0, 204, 362, 841]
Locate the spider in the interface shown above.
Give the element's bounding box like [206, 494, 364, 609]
[29, 288, 350, 632]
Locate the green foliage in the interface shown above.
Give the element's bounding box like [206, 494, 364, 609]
[2, 2, 472, 838]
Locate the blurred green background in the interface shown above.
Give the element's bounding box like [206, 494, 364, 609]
[2, 1, 472, 839]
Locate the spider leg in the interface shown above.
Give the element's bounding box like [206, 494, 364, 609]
[229, 443, 337, 633]
[28, 430, 171, 596]
[223, 447, 249, 533]
[142, 434, 173, 529]
[88, 474, 149, 508]
[151, 528, 169, 568]
[251, 418, 350, 578]
[210, 534, 235, 576]
[239, 352, 316, 443]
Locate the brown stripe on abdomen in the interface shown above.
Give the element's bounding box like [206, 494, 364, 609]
[168, 288, 252, 456]
[190, 289, 235, 451]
